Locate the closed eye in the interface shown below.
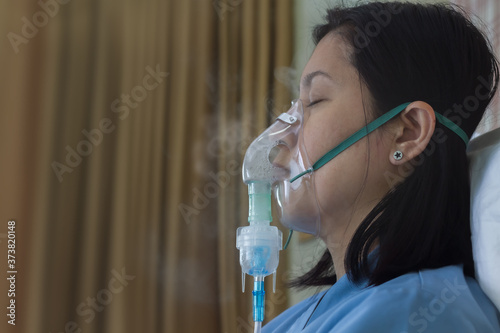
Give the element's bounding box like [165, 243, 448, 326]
[307, 99, 324, 107]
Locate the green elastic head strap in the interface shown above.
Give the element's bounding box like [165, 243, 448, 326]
[290, 102, 469, 183]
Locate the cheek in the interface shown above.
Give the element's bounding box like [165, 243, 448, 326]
[302, 117, 344, 165]
[302, 107, 363, 166]
[313, 139, 370, 215]
[299, 103, 374, 218]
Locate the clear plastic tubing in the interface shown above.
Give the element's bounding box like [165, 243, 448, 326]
[254, 321, 262, 333]
[253, 276, 265, 322]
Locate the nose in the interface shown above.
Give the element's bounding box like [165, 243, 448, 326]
[268, 142, 291, 171]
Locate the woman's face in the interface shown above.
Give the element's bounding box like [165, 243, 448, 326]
[296, 32, 394, 238]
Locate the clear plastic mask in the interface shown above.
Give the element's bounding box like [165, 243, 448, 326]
[242, 100, 321, 235]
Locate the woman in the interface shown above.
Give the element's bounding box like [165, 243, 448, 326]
[263, 2, 500, 332]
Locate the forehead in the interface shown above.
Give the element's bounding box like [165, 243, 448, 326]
[300, 32, 355, 88]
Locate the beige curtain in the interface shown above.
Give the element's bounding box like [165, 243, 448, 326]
[0, 1, 293, 332]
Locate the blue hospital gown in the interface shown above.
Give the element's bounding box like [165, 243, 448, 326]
[262, 265, 500, 332]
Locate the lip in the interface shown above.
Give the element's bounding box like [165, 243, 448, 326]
[271, 165, 291, 181]
[271, 156, 291, 175]
[272, 162, 290, 172]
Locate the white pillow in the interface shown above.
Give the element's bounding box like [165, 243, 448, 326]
[468, 127, 500, 311]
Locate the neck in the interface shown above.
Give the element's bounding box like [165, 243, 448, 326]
[320, 199, 380, 280]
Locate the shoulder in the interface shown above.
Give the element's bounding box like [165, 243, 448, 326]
[264, 265, 500, 333]
[339, 265, 500, 333]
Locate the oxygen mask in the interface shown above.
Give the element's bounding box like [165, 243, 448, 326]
[242, 99, 322, 235]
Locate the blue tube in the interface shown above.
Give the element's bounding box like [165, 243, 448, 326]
[252, 277, 265, 322]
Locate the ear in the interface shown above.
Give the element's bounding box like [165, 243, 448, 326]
[389, 101, 436, 165]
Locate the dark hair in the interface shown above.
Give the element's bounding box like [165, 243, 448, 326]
[292, 2, 499, 287]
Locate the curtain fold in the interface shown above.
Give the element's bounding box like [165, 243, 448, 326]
[0, 1, 293, 332]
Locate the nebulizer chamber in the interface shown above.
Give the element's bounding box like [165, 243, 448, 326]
[236, 181, 282, 331]
[236, 100, 321, 331]
[236, 124, 284, 329]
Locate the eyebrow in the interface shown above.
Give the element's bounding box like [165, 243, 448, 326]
[300, 70, 333, 89]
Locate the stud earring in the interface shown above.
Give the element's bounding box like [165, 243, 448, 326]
[393, 150, 403, 161]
